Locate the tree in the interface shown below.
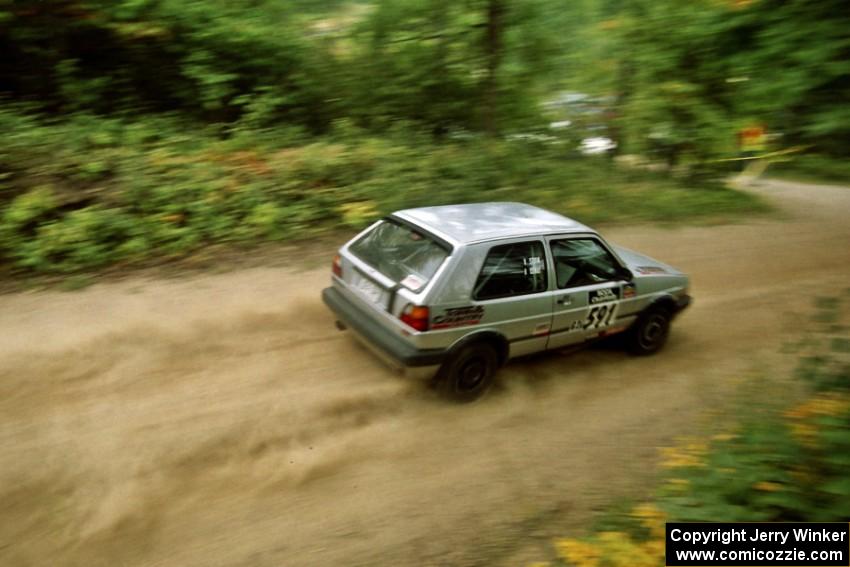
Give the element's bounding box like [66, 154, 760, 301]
[348, 0, 554, 135]
[482, 0, 506, 135]
[568, 0, 850, 162]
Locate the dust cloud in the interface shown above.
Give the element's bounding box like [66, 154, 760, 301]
[2, 180, 850, 567]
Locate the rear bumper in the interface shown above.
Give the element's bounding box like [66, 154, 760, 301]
[322, 287, 447, 372]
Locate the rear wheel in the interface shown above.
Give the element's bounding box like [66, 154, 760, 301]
[437, 342, 498, 402]
[627, 307, 671, 355]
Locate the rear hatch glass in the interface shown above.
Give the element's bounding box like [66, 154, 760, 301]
[349, 219, 450, 292]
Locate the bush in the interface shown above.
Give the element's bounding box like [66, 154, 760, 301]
[770, 154, 850, 185]
[18, 207, 136, 272]
[0, 108, 768, 275]
[541, 295, 850, 566]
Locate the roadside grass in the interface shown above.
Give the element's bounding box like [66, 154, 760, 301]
[532, 293, 850, 567]
[766, 154, 850, 186]
[0, 106, 769, 277]
[58, 274, 95, 292]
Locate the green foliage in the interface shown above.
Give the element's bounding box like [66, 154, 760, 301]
[20, 207, 136, 272]
[343, 0, 556, 133]
[658, 397, 850, 524]
[769, 154, 850, 185]
[545, 297, 850, 567]
[0, 0, 336, 128]
[1, 0, 845, 156]
[2, 187, 57, 235]
[1, 187, 60, 268]
[788, 296, 850, 393]
[732, 0, 850, 153]
[659, 298, 850, 523]
[613, 2, 736, 162]
[0, 0, 554, 134]
[0, 108, 766, 274]
[338, 201, 380, 228]
[558, 0, 850, 162]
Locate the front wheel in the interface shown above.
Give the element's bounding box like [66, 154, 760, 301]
[436, 342, 498, 402]
[627, 307, 671, 355]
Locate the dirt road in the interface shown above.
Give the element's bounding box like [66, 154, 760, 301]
[2, 179, 849, 567]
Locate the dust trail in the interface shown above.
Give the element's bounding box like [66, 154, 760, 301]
[1, 180, 850, 567]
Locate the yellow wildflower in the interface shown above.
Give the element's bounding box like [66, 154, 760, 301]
[555, 538, 600, 567]
[660, 444, 707, 468]
[631, 503, 666, 537]
[644, 537, 666, 558]
[597, 531, 658, 567]
[338, 201, 379, 227]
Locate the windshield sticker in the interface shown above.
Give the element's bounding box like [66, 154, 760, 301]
[432, 306, 485, 330]
[636, 265, 667, 275]
[524, 256, 543, 275]
[401, 274, 425, 290]
[589, 287, 620, 304]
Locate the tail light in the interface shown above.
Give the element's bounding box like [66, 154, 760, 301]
[331, 254, 342, 278]
[400, 304, 430, 332]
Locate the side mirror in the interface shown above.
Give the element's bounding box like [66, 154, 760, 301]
[618, 267, 633, 282]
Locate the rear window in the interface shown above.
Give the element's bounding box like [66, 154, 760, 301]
[349, 219, 450, 291]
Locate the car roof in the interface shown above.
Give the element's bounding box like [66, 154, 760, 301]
[392, 202, 592, 245]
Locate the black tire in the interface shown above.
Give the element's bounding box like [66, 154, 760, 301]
[436, 342, 498, 402]
[627, 307, 671, 356]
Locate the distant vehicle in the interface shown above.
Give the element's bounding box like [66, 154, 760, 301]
[544, 90, 619, 154]
[505, 132, 562, 145]
[542, 91, 591, 111]
[322, 203, 691, 401]
[580, 136, 617, 155]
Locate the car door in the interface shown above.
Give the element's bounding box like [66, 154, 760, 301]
[469, 239, 554, 358]
[545, 235, 630, 349]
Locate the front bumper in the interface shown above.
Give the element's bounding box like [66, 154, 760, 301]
[322, 287, 446, 374]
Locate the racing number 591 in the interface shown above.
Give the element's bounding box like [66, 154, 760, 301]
[583, 304, 616, 330]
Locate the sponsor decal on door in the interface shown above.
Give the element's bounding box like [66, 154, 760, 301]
[584, 287, 621, 330]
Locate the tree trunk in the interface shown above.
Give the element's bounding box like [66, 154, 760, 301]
[483, 0, 505, 136]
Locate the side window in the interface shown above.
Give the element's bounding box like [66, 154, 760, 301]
[551, 238, 622, 289]
[473, 241, 548, 300]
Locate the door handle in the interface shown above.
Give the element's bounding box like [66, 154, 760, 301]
[556, 295, 571, 305]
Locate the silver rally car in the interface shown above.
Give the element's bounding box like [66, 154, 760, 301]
[322, 202, 691, 401]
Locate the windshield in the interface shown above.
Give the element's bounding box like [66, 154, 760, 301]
[349, 219, 450, 291]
